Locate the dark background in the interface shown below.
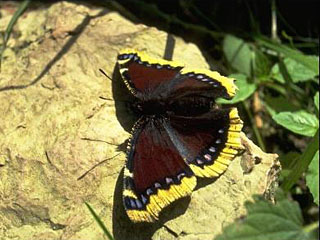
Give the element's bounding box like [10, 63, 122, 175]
[100, 0, 319, 53]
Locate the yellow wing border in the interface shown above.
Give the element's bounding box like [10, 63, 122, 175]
[188, 108, 243, 178]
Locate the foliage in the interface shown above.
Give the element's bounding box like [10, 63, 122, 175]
[306, 151, 319, 205]
[314, 92, 319, 112]
[221, 32, 319, 203]
[273, 111, 318, 137]
[216, 2, 319, 234]
[271, 57, 318, 84]
[217, 73, 257, 104]
[214, 191, 319, 240]
[223, 35, 253, 77]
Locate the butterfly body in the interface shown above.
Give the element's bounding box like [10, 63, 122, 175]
[132, 94, 214, 117]
[117, 49, 243, 222]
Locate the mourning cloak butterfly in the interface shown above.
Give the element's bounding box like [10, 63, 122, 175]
[117, 49, 243, 222]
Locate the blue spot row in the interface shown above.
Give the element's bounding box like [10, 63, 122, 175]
[186, 72, 220, 88]
[194, 127, 227, 166]
[124, 170, 191, 210]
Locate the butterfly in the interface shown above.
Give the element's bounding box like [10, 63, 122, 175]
[117, 49, 243, 222]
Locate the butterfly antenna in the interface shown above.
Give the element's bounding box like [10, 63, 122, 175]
[77, 153, 121, 180]
[80, 137, 119, 145]
[99, 68, 113, 82]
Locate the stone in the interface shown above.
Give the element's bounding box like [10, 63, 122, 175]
[0, 2, 280, 240]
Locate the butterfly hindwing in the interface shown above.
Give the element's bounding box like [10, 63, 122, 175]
[123, 117, 197, 222]
[168, 108, 243, 178]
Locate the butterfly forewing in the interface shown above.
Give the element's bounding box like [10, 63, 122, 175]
[117, 49, 183, 99]
[118, 49, 237, 102]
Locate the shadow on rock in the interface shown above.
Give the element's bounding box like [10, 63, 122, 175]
[0, 9, 110, 92]
[111, 64, 137, 133]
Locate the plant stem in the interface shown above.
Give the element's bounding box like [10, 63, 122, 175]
[0, 0, 31, 71]
[85, 202, 114, 240]
[281, 129, 319, 192]
[242, 101, 266, 152]
[271, 0, 278, 41]
[303, 221, 319, 233]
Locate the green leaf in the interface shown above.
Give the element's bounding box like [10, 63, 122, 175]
[217, 74, 257, 104]
[256, 35, 319, 75]
[273, 111, 319, 137]
[314, 92, 319, 112]
[264, 95, 300, 117]
[223, 35, 253, 76]
[85, 202, 114, 240]
[271, 57, 318, 83]
[306, 151, 319, 205]
[253, 48, 271, 78]
[0, 0, 31, 70]
[282, 130, 319, 192]
[215, 192, 315, 240]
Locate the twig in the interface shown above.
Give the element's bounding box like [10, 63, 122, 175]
[81, 137, 119, 146]
[77, 153, 121, 180]
[271, 0, 278, 41]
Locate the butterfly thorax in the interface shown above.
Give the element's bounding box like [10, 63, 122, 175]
[136, 100, 167, 116]
[168, 95, 214, 116]
[134, 95, 214, 117]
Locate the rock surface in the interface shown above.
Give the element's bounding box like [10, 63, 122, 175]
[0, 2, 280, 240]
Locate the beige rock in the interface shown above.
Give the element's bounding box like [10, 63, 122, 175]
[0, 2, 280, 240]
